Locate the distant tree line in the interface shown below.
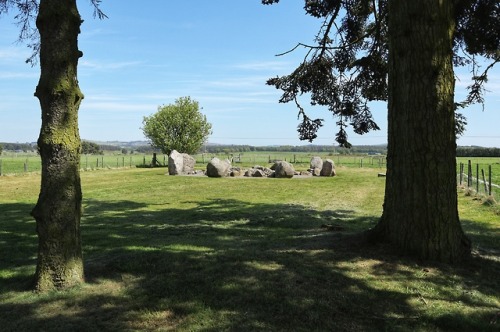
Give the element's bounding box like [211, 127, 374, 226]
[200, 144, 388, 155]
[1, 142, 499, 157]
[0, 142, 36, 152]
[457, 146, 500, 157]
[79, 141, 161, 155]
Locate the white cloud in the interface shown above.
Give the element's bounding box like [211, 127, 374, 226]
[231, 60, 295, 72]
[204, 76, 269, 89]
[81, 101, 154, 113]
[0, 71, 38, 79]
[80, 59, 144, 71]
[0, 46, 29, 61]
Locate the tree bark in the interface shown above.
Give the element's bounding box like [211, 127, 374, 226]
[372, 0, 471, 262]
[31, 0, 84, 291]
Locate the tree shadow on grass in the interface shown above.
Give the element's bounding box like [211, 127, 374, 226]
[0, 203, 38, 291]
[460, 218, 500, 253]
[0, 199, 499, 331]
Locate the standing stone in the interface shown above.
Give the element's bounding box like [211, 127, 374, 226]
[310, 156, 323, 169]
[169, 150, 195, 175]
[273, 161, 295, 178]
[168, 150, 183, 175]
[206, 157, 231, 177]
[182, 153, 195, 174]
[310, 156, 323, 176]
[320, 159, 336, 177]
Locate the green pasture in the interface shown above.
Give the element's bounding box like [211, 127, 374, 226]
[0, 152, 387, 174]
[0, 167, 498, 331]
[2, 152, 499, 199]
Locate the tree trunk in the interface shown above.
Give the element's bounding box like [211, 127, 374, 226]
[372, 0, 471, 262]
[31, 0, 84, 291]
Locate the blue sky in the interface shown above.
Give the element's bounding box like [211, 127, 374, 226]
[1, 0, 499, 147]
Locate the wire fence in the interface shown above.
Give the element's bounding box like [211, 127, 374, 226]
[0, 152, 388, 175]
[193, 153, 387, 169]
[0, 154, 148, 174]
[457, 160, 499, 200]
[0, 154, 498, 201]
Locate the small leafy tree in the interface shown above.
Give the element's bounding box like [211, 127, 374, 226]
[142, 97, 212, 155]
[81, 140, 102, 155]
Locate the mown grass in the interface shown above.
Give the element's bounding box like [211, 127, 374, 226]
[0, 152, 378, 175]
[0, 167, 499, 331]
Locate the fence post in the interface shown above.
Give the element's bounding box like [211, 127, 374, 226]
[467, 160, 472, 187]
[122, 157, 125, 167]
[143, 156, 146, 166]
[476, 163, 479, 193]
[0, 159, 2, 176]
[481, 169, 488, 194]
[489, 165, 492, 196]
[116, 157, 119, 168]
[102, 156, 104, 168]
[85, 155, 88, 170]
[459, 163, 463, 185]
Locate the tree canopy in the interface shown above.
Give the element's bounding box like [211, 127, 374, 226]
[262, 0, 499, 147]
[263, 0, 498, 263]
[0, 0, 106, 64]
[142, 97, 213, 155]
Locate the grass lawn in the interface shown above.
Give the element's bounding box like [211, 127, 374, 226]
[0, 167, 498, 331]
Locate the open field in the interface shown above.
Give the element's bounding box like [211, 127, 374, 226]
[1, 152, 498, 199]
[0, 152, 388, 174]
[0, 167, 498, 331]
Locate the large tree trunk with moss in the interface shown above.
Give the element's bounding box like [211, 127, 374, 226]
[31, 0, 84, 291]
[371, 0, 471, 262]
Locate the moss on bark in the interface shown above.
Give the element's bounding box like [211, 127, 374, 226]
[31, 0, 84, 292]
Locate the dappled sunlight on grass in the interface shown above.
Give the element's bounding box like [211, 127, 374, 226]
[0, 168, 499, 331]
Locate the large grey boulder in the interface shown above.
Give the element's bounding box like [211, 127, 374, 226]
[206, 157, 231, 177]
[168, 150, 195, 175]
[310, 156, 323, 169]
[168, 150, 183, 175]
[320, 159, 336, 177]
[310, 156, 323, 176]
[182, 154, 195, 174]
[272, 161, 295, 178]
